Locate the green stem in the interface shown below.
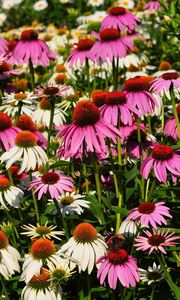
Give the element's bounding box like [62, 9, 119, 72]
[53, 199, 69, 239]
[148, 178, 156, 201]
[112, 57, 118, 90]
[29, 58, 35, 91]
[171, 88, 180, 140]
[150, 285, 155, 300]
[85, 58, 90, 96]
[1, 275, 9, 300]
[47, 97, 55, 156]
[92, 153, 101, 203]
[157, 254, 180, 300]
[117, 115, 122, 166]
[137, 118, 145, 200]
[29, 173, 39, 222]
[145, 178, 150, 202]
[7, 169, 14, 185]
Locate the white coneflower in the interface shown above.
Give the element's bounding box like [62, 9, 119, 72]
[0, 92, 37, 117]
[48, 259, 74, 284]
[21, 223, 64, 240]
[21, 268, 62, 300]
[0, 131, 48, 174]
[49, 192, 90, 217]
[32, 97, 67, 127]
[33, 0, 48, 11]
[58, 223, 107, 274]
[88, 0, 104, 6]
[118, 219, 138, 237]
[139, 262, 164, 285]
[0, 13, 7, 26]
[0, 176, 24, 209]
[20, 238, 65, 283]
[0, 230, 21, 279]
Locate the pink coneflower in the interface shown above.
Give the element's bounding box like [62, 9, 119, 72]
[134, 229, 179, 254]
[88, 28, 132, 63]
[140, 144, 180, 184]
[0, 112, 21, 151]
[125, 127, 156, 159]
[34, 83, 68, 99]
[16, 115, 47, 149]
[97, 248, 139, 289]
[29, 170, 74, 200]
[8, 29, 56, 66]
[126, 202, 172, 229]
[124, 77, 158, 116]
[0, 61, 22, 80]
[101, 7, 139, 32]
[0, 37, 8, 60]
[56, 100, 120, 159]
[145, 0, 162, 11]
[164, 104, 180, 140]
[99, 91, 139, 126]
[150, 72, 180, 97]
[67, 38, 94, 67]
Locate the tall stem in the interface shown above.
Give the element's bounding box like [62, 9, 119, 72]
[137, 118, 145, 200]
[29, 173, 39, 222]
[47, 97, 55, 156]
[53, 199, 69, 239]
[29, 58, 35, 91]
[85, 58, 90, 96]
[170, 88, 180, 140]
[1, 275, 9, 300]
[92, 153, 101, 203]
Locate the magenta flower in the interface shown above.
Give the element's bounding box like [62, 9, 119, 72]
[0, 112, 21, 151]
[97, 248, 140, 289]
[150, 72, 180, 96]
[119, 123, 137, 144]
[99, 91, 139, 126]
[0, 61, 22, 80]
[67, 39, 94, 67]
[101, 7, 139, 32]
[124, 77, 158, 116]
[145, 0, 162, 11]
[56, 100, 120, 159]
[88, 29, 132, 63]
[134, 229, 179, 254]
[164, 105, 180, 141]
[29, 171, 74, 200]
[8, 29, 56, 66]
[140, 144, 180, 183]
[126, 202, 172, 229]
[0, 37, 8, 60]
[34, 83, 69, 99]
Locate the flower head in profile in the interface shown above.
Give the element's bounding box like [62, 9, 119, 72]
[0, 61, 22, 80]
[134, 229, 179, 254]
[35, 83, 69, 99]
[29, 170, 74, 200]
[21, 223, 64, 240]
[56, 100, 120, 159]
[0, 112, 21, 151]
[67, 38, 94, 67]
[140, 144, 180, 183]
[139, 262, 164, 285]
[49, 191, 90, 217]
[101, 6, 139, 32]
[0, 131, 48, 174]
[88, 28, 133, 63]
[21, 268, 62, 300]
[0, 175, 24, 209]
[0, 230, 21, 279]
[124, 77, 158, 116]
[126, 202, 172, 229]
[0, 37, 8, 60]
[58, 222, 107, 274]
[97, 248, 140, 289]
[145, 0, 162, 11]
[8, 29, 56, 66]
[150, 72, 180, 98]
[164, 103, 180, 141]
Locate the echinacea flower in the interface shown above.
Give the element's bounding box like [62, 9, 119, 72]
[0, 37, 8, 60]
[0, 92, 37, 117]
[139, 262, 164, 285]
[150, 72, 180, 98]
[8, 29, 56, 66]
[124, 77, 158, 116]
[0, 112, 21, 151]
[101, 6, 139, 32]
[32, 97, 66, 127]
[67, 39, 94, 67]
[140, 144, 180, 183]
[21, 223, 64, 240]
[20, 238, 65, 283]
[16, 115, 47, 149]
[0, 230, 21, 279]
[88, 28, 132, 63]
[164, 104, 180, 140]
[56, 100, 120, 159]
[21, 268, 62, 300]
[145, 0, 162, 11]
[97, 248, 140, 289]
[134, 229, 179, 254]
[126, 202, 172, 229]
[34, 83, 69, 99]
[0, 176, 24, 209]
[49, 191, 90, 217]
[0, 61, 22, 80]
[118, 219, 138, 237]
[29, 170, 74, 200]
[0, 131, 48, 174]
[99, 91, 139, 126]
[58, 223, 107, 274]
[33, 0, 48, 11]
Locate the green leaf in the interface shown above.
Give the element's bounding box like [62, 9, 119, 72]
[50, 160, 71, 168]
[125, 165, 139, 184]
[111, 206, 128, 216]
[86, 195, 106, 225]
